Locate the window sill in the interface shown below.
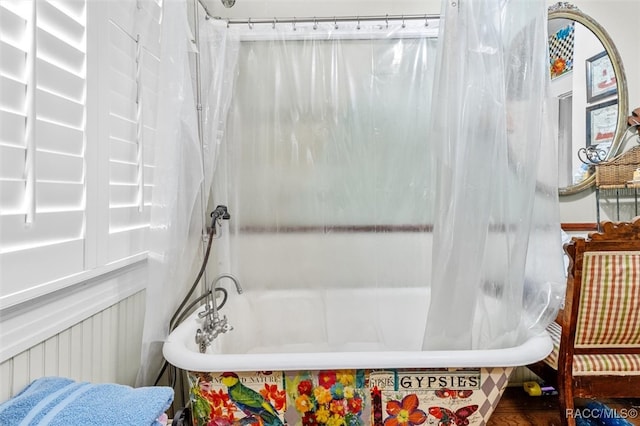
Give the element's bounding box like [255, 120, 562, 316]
[0, 253, 148, 311]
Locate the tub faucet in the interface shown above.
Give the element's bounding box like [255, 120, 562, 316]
[195, 273, 242, 353]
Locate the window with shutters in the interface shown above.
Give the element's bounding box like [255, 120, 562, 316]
[102, 1, 159, 263]
[0, 0, 160, 310]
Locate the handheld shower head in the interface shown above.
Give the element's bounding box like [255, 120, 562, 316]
[221, 0, 235, 8]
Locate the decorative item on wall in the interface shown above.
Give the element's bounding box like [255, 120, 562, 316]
[586, 50, 617, 103]
[586, 99, 618, 148]
[549, 21, 575, 79]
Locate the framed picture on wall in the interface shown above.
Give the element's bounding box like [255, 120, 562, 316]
[549, 21, 575, 79]
[585, 51, 617, 103]
[586, 99, 618, 147]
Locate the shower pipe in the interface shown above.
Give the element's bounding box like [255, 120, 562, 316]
[191, 0, 211, 292]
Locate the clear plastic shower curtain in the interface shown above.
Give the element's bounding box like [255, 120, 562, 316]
[137, 0, 204, 386]
[423, 0, 565, 350]
[137, 2, 238, 385]
[204, 2, 564, 353]
[142, 0, 566, 375]
[208, 19, 442, 351]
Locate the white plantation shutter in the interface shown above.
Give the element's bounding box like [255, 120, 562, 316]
[105, 1, 159, 262]
[0, 0, 161, 309]
[0, 0, 87, 302]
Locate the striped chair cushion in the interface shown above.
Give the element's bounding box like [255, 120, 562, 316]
[574, 252, 640, 347]
[573, 354, 640, 376]
[543, 323, 640, 375]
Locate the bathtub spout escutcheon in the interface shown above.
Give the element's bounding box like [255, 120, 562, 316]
[195, 273, 242, 353]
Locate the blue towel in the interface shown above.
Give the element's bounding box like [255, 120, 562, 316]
[0, 377, 174, 426]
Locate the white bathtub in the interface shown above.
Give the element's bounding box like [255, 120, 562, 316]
[163, 288, 551, 426]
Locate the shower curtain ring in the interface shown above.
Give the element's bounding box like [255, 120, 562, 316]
[292, 18, 297, 31]
[272, 17, 277, 30]
[248, 18, 253, 29]
[313, 17, 318, 30]
[401, 15, 406, 28]
[385, 14, 389, 29]
[424, 14, 429, 26]
[334, 17, 338, 30]
[356, 16, 360, 30]
[226, 19, 230, 28]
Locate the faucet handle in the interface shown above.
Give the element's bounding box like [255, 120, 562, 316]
[197, 306, 210, 319]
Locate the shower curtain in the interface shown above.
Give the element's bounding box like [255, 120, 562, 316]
[208, 18, 442, 352]
[137, 1, 238, 386]
[423, 0, 565, 349]
[205, 0, 564, 353]
[140, 0, 565, 383]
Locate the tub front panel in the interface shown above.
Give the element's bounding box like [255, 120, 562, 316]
[187, 367, 513, 426]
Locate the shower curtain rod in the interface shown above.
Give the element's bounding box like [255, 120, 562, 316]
[195, 3, 438, 26]
[214, 14, 440, 26]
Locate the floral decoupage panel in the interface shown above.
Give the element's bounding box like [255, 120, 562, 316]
[188, 371, 287, 426]
[370, 370, 484, 426]
[285, 370, 369, 426]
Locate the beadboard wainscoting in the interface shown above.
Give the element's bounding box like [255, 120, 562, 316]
[0, 291, 145, 402]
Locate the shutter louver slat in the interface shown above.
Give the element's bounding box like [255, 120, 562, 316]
[38, 1, 84, 48]
[1, 211, 84, 250]
[110, 184, 140, 207]
[0, 76, 27, 113]
[37, 58, 84, 101]
[109, 162, 138, 186]
[0, 181, 83, 214]
[110, 138, 138, 164]
[0, 146, 26, 180]
[109, 114, 136, 144]
[0, 110, 26, 148]
[37, 150, 83, 183]
[37, 28, 84, 76]
[36, 89, 84, 127]
[36, 118, 83, 155]
[0, 41, 26, 80]
[0, 4, 26, 41]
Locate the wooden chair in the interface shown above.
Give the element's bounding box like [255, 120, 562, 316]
[527, 217, 640, 426]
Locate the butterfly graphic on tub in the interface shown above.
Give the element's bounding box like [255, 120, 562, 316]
[434, 389, 474, 399]
[428, 405, 478, 426]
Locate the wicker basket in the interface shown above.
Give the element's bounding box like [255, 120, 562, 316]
[595, 145, 640, 187]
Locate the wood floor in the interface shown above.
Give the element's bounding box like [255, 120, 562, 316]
[489, 387, 640, 426]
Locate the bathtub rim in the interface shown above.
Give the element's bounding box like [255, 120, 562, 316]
[162, 311, 553, 372]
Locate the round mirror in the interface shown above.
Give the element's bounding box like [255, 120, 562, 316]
[548, 2, 628, 196]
